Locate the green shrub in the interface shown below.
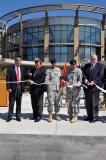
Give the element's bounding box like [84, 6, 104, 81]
[0, 67, 7, 77]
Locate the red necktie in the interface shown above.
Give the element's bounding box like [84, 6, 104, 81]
[16, 67, 19, 84]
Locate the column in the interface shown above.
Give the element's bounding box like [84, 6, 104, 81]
[74, 10, 80, 63]
[100, 14, 106, 61]
[44, 11, 49, 62]
[19, 14, 23, 58]
[3, 22, 8, 58]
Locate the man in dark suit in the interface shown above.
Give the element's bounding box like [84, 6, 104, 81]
[83, 54, 104, 123]
[6, 57, 25, 122]
[103, 68, 106, 110]
[29, 58, 46, 122]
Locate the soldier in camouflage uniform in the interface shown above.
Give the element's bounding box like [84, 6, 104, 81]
[66, 59, 82, 123]
[45, 59, 62, 122]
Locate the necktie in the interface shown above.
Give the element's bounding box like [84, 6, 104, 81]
[16, 67, 19, 84]
[90, 63, 94, 70]
[34, 68, 39, 76]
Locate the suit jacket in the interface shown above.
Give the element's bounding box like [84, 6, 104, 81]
[29, 66, 46, 94]
[103, 68, 106, 90]
[83, 62, 104, 92]
[6, 64, 25, 93]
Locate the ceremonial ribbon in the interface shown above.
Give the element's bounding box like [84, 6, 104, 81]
[0, 80, 48, 86]
[94, 83, 106, 93]
[0, 80, 29, 84]
[0, 80, 106, 93]
[67, 83, 106, 94]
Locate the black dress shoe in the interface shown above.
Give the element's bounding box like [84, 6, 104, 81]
[89, 118, 97, 123]
[16, 118, 21, 122]
[84, 117, 91, 121]
[6, 117, 12, 122]
[102, 119, 106, 123]
[34, 116, 41, 122]
[30, 117, 34, 120]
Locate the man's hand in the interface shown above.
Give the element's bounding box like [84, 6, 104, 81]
[88, 81, 95, 86]
[28, 73, 32, 78]
[66, 82, 73, 88]
[8, 89, 12, 93]
[84, 79, 89, 84]
[28, 73, 32, 76]
[73, 83, 80, 87]
[45, 82, 51, 86]
[29, 80, 34, 85]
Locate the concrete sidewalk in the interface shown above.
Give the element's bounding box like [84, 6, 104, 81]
[0, 93, 106, 136]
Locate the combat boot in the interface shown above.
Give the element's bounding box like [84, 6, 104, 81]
[66, 115, 72, 121]
[70, 115, 78, 123]
[48, 114, 52, 122]
[54, 113, 61, 121]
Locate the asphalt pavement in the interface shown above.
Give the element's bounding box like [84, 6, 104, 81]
[0, 93, 106, 160]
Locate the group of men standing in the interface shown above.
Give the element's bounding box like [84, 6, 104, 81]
[6, 54, 105, 123]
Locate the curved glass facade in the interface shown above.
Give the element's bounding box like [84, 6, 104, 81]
[23, 26, 44, 45]
[23, 26, 44, 61]
[23, 47, 44, 61]
[49, 24, 74, 62]
[79, 26, 101, 45]
[79, 26, 101, 62]
[6, 21, 101, 63]
[49, 46, 74, 62]
[79, 46, 97, 61]
[49, 25, 74, 43]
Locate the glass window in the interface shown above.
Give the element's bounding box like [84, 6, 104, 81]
[79, 47, 85, 61]
[33, 27, 38, 32]
[85, 47, 91, 59]
[28, 27, 33, 33]
[32, 32, 38, 44]
[61, 47, 67, 62]
[79, 46, 98, 62]
[61, 25, 67, 30]
[27, 34, 33, 45]
[23, 33, 28, 45]
[49, 46, 74, 62]
[49, 27, 55, 43]
[79, 26, 85, 43]
[55, 25, 61, 30]
[79, 31, 85, 43]
[80, 26, 85, 32]
[49, 25, 54, 30]
[26, 47, 44, 61]
[55, 31, 61, 43]
[39, 26, 44, 32]
[85, 26, 90, 33]
[80, 26, 101, 45]
[38, 32, 44, 43]
[85, 28, 91, 44]
[91, 47, 96, 55]
[32, 48, 38, 60]
[49, 47, 55, 61]
[61, 31, 67, 43]
[91, 27, 96, 44]
[49, 25, 74, 43]
[68, 25, 73, 31]
[23, 26, 44, 45]
[96, 33, 101, 44]
[67, 47, 74, 62]
[55, 47, 61, 62]
[68, 31, 74, 43]
[38, 47, 44, 61]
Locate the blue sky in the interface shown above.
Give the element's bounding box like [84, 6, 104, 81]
[0, 0, 106, 26]
[0, 0, 106, 16]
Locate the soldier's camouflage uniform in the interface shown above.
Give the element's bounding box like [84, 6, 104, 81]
[66, 67, 82, 116]
[45, 67, 61, 114]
